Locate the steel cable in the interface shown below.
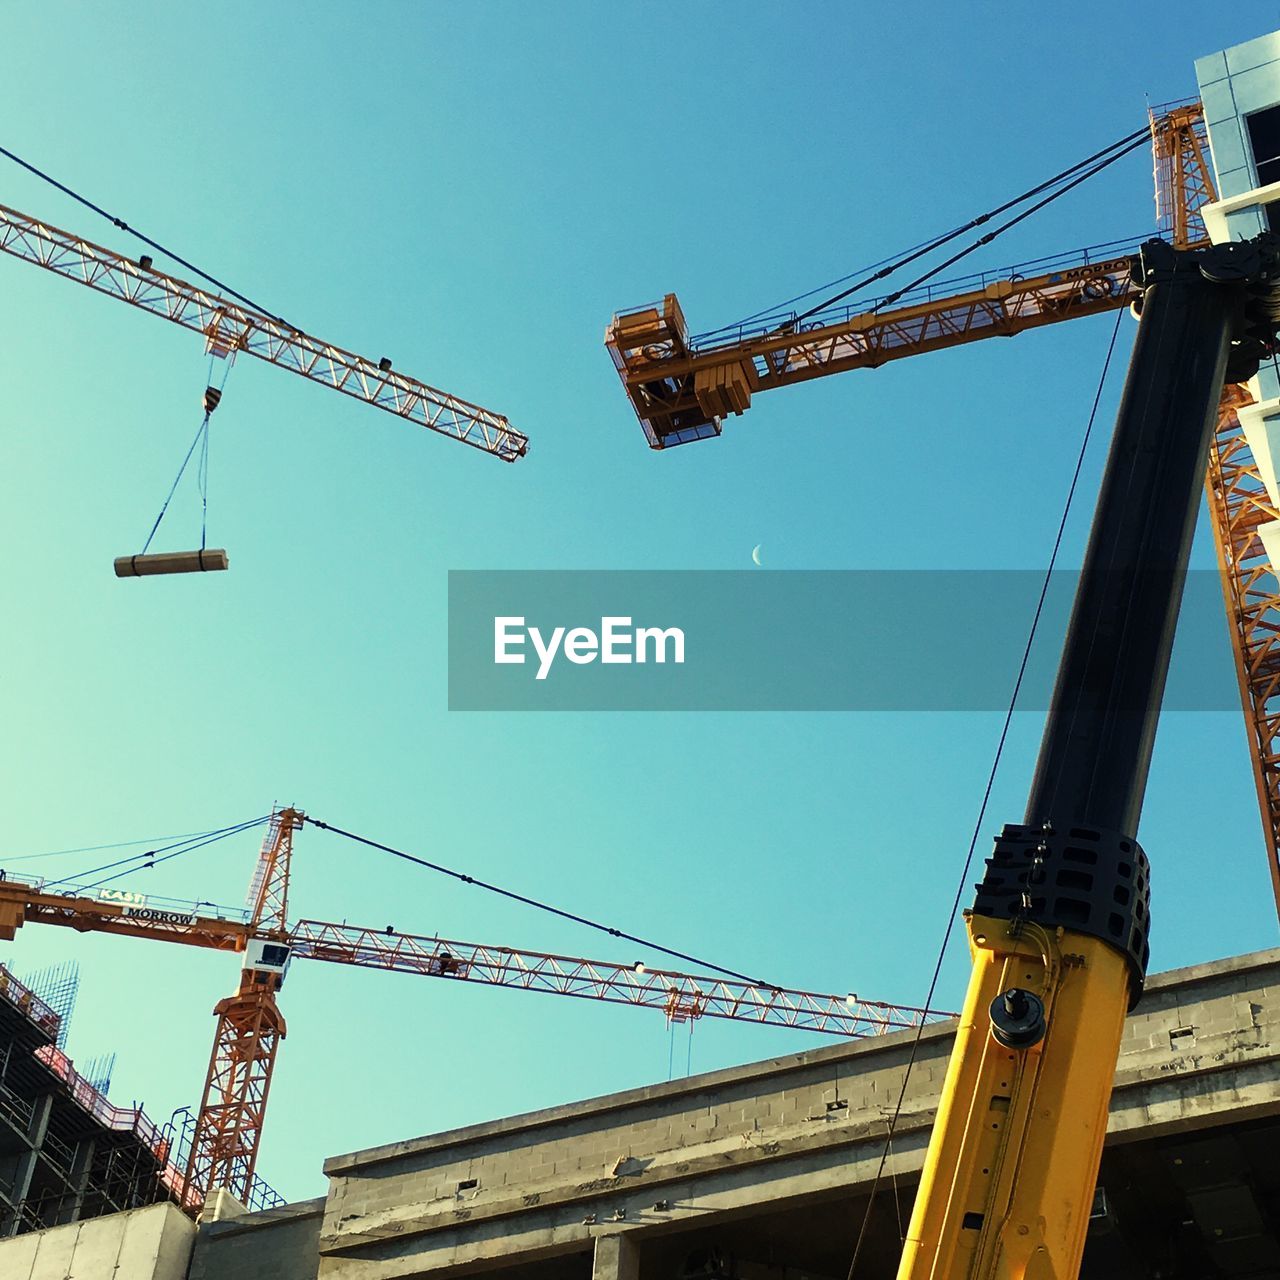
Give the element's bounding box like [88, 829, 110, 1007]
[304, 816, 790, 990]
[0, 141, 292, 327]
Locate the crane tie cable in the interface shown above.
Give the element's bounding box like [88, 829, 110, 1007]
[845, 305, 1127, 1278]
[305, 817, 789, 990]
[0, 142, 294, 328]
[856, 133, 1151, 322]
[704, 124, 1149, 340]
[46, 816, 271, 893]
[74, 817, 272, 893]
[1, 832, 214, 864]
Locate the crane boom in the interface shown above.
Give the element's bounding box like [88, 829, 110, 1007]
[607, 107, 1218, 452]
[0, 203, 528, 461]
[607, 245, 1141, 448]
[288, 919, 935, 1036]
[0, 874, 943, 1037]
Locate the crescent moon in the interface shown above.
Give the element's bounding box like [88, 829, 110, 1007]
[751, 544, 763, 567]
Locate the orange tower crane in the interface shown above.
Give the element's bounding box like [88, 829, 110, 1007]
[0, 810, 948, 1210]
[184, 808, 300, 1202]
[607, 103, 1280, 920]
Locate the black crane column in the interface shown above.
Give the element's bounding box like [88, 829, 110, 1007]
[977, 235, 1280, 1008]
[1026, 238, 1252, 838]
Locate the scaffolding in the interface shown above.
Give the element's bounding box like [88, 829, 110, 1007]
[0, 964, 280, 1237]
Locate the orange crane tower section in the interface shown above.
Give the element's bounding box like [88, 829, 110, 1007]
[184, 808, 302, 1203]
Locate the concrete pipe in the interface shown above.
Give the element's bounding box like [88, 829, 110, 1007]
[113, 549, 229, 577]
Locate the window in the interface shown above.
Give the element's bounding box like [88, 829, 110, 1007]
[1246, 104, 1280, 188]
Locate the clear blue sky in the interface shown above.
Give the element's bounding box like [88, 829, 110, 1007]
[0, 3, 1277, 1200]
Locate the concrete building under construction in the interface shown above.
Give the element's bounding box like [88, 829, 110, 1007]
[0, 965, 178, 1236]
[2, 946, 1278, 1279]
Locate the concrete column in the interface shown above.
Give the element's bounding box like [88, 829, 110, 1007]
[593, 1233, 640, 1280]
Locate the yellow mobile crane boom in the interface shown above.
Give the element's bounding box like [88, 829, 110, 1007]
[605, 103, 1280, 1279]
[897, 234, 1279, 1278]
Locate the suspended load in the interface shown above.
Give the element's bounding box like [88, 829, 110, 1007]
[114, 549, 228, 577]
[115, 381, 229, 579]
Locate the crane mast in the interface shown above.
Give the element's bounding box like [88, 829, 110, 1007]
[183, 808, 302, 1206]
[1204, 385, 1280, 916]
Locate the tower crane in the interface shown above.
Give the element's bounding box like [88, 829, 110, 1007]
[0, 809, 948, 1211]
[605, 100, 1280, 1280]
[606, 107, 1211, 455]
[0, 199, 528, 573]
